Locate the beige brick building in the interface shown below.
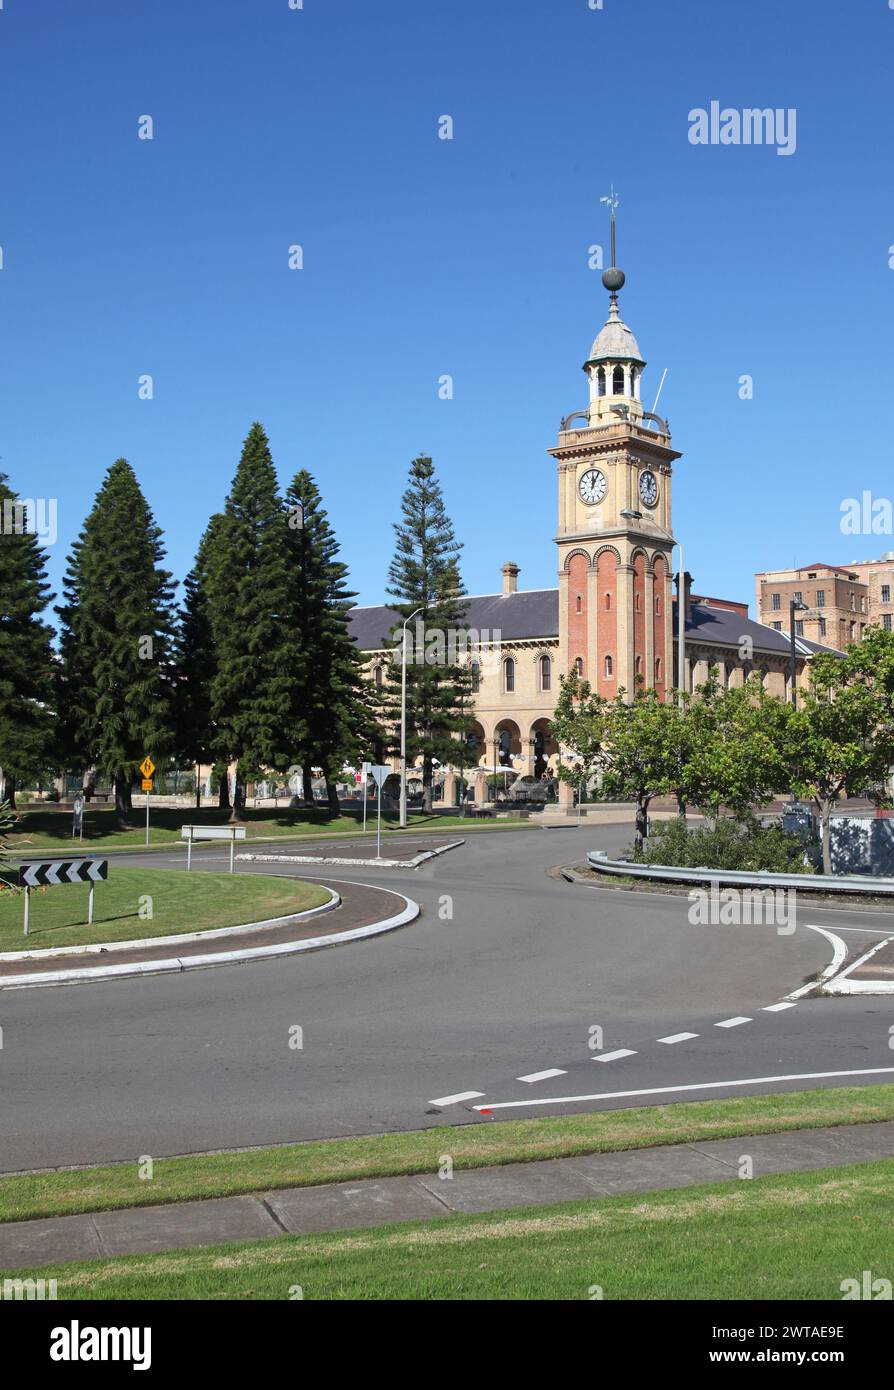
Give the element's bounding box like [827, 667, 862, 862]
[350, 263, 837, 805]
[755, 556, 894, 648]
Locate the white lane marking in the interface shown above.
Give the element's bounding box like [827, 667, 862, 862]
[516, 1068, 567, 1084]
[824, 933, 894, 990]
[429, 1091, 485, 1107]
[786, 924, 848, 999]
[657, 1032, 699, 1044]
[472, 1068, 894, 1112]
[715, 1016, 752, 1028]
[763, 1001, 798, 1012]
[593, 1049, 637, 1062]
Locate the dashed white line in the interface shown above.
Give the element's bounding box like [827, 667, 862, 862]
[429, 1091, 484, 1107]
[657, 1032, 699, 1044]
[715, 1016, 752, 1028]
[593, 1049, 637, 1062]
[763, 1001, 798, 1012]
[516, 1068, 567, 1084]
[471, 1068, 894, 1112]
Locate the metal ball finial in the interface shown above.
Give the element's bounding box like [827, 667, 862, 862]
[602, 266, 625, 293]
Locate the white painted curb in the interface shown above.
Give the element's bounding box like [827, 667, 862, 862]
[0, 888, 341, 962]
[238, 839, 465, 870]
[0, 888, 419, 991]
[821, 933, 894, 996]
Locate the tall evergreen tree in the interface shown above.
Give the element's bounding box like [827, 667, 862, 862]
[57, 459, 176, 827]
[205, 423, 293, 820]
[173, 515, 224, 810]
[0, 475, 57, 807]
[383, 455, 473, 812]
[284, 470, 380, 814]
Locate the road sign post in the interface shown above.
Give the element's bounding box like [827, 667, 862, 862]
[181, 825, 247, 873]
[72, 794, 84, 843]
[369, 765, 390, 861]
[18, 860, 109, 936]
[139, 759, 156, 848]
[361, 760, 371, 834]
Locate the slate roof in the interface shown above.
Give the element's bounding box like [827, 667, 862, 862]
[674, 599, 845, 658]
[348, 590, 844, 658]
[348, 589, 560, 650]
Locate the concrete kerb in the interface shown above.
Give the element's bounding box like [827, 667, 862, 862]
[821, 935, 894, 996]
[0, 886, 420, 991]
[237, 838, 466, 870]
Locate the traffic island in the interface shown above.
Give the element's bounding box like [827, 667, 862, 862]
[0, 872, 419, 989]
[239, 834, 464, 869]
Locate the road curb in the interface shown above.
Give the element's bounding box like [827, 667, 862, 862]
[238, 838, 465, 870]
[0, 888, 420, 991]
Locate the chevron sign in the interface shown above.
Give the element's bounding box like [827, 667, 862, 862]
[19, 860, 109, 888]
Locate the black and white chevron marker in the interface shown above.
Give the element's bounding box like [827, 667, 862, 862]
[19, 859, 109, 888]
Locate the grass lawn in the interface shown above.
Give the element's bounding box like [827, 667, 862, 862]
[0, 868, 330, 953]
[9, 1158, 892, 1299]
[5, 805, 533, 853]
[2, 1085, 892, 1225]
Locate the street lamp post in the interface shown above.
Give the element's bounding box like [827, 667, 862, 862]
[399, 606, 424, 829]
[789, 598, 808, 708]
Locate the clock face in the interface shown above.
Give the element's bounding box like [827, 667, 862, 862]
[638, 470, 659, 507]
[579, 468, 607, 505]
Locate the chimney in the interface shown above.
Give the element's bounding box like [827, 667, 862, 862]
[675, 569, 693, 621]
[501, 561, 520, 595]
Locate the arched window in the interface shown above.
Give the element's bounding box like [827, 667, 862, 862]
[504, 657, 515, 693]
[655, 593, 661, 615]
[655, 656, 662, 682]
[574, 657, 584, 678]
[604, 655, 614, 678]
[612, 365, 625, 395]
[604, 592, 612, 610]
[540, 655, 551, 692]
[373, 665, 383, 688]
[634, 592, 641, 612]
[470, 660, 480, 693]
[575, 593, 582, 614]
[597, 367, 606, 398]
[635, 654, 643, 677]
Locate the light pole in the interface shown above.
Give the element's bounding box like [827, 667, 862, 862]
[400, 606, 424, 828]
[789, 598, 808, 707]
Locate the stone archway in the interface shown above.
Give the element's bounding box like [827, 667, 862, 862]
[529, 718, 558, 780]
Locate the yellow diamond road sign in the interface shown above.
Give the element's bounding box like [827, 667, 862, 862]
[139, 757, 155, 780]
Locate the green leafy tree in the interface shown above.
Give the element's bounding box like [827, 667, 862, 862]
[283, 471, 380, 814]
[0, 476, 57, 807]
[787, 649, 894, 873]
[382, 456, 474, 813]
[57, 460, 176, 828]
[681, 670, 793, 824]
[204, 423, 293, 820]
[174, 515, 224, 810]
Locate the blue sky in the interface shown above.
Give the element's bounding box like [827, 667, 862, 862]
[2, 0, 893, 618]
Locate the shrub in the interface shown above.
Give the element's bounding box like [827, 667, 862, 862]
[629, 815, 813, 874]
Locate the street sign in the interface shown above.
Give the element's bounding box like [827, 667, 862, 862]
[141, 778, 153, 792]
[369, 764, 391, 789]
[139, 756, 155, 780]
[72, 794, 84, 842]
[18, 859, 108, 936]
[19, 860, 108, 888]
[181, 824, 247, 873]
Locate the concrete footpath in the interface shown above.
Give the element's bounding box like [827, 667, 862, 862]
[2, 1121, 893, 1271]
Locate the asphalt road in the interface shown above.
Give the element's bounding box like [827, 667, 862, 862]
[1, 824, 892, 1173]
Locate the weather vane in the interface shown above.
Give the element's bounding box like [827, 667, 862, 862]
[600, 185, 619, 267]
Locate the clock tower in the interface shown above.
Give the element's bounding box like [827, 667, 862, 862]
[549, 202, 680, 701]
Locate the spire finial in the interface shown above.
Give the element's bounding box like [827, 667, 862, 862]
[599, 185, 625, 301]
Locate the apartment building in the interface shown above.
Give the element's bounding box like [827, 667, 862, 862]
[755, 555, 894, 648]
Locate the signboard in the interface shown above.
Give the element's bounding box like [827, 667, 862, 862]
[139, 757, 155, 780]
[141, 778, 153, 792]
[18, 859, 108, 935]
[369, 764, 391, 789]
[181, 824, 247, 873]
[72, 794, 84, 841]
[19, 859, 108, 888]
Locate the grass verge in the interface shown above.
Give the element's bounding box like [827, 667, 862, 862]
[6, 807, 532, 853]
[7, 1159, 892, 1299]
[2, 1085, 892, 1225]
[0, 868, 330, 953]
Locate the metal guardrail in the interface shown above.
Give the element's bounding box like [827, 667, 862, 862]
[586, 851, 894, 896]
